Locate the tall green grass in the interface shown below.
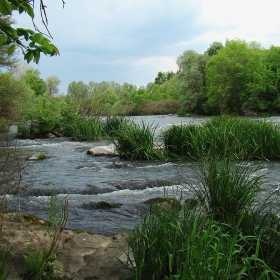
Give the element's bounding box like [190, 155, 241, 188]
[127, 206, 280, 279]
[188, 160, 265, 223]
[102, 115, 132, 137]
[163, 116, 280, 160]
[127, 160, 280, 279]
[65, 116, 103, 141]
[111, 121, 165, 160]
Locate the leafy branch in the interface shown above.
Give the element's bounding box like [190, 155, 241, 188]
[0, 0, 65, 63]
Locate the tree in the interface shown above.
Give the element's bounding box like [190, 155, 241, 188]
[0, 72, 29, 123]
[46, 75, 61, 97]
[207, 41, 224, 57]
[0, 0, 64, 63]
[23, 68, 46, 96]
[205, 39, 275, 115]
[176, 50, 209, 114]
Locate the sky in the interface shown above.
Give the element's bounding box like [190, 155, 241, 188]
[14, 0, 280, 94]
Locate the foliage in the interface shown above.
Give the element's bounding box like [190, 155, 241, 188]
[207, 41, 224, 57]
[176, 50, 209, 114]
[189, 160, 265, 223]
[46, 75, 61, 97]
[205, 39, 279, 115]
[163, 116, 280, 160]
[0, 72, 29, 124]
[111, 121, 165, 160]
[0, 0, 62, 63]
[0, 14, 17, 70]
[65, 116, 103, 141]
[154, 71, 174, 85]
[23, 69, 46, 96]
[22, 187, 68, 280]
[0, 245, 10, 280]
[22, 247, 54, 280]
[17, 95, 64, 138]
[102, 115, 131, 137]
[138, 99, 181, 115]
[127, 161, 280, 280]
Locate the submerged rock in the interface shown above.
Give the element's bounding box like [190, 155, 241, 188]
[82, 200, 122, 210]
[116, 179, 178, 190]
[144, 197, 181, 212]
[87, 145, 119, 156]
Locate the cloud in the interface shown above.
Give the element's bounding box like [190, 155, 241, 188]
[196, 0, 280, 47]
[13, 0, 280, 94]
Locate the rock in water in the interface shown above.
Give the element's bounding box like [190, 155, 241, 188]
[87, 145, 119, 156]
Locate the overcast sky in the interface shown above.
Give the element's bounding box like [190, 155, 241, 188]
[14, 0, 280, 94]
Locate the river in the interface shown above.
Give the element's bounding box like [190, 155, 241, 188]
[1, 115, 280, 236]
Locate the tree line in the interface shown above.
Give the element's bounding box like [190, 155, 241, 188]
[2, 11, 280, 132]
[66, 39, 280, 116]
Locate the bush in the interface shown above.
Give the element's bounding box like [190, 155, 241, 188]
[17, 96, 64, 139]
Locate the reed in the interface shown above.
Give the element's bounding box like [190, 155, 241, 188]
[163, 116, 280, 160]
[102, 115, 132, 137]
[188, 160, 265, 223]
[127, 160, 280, 279]
[65, 116, 103, 141]
[112, 121, 165, 160]
[127, 206, 280, 279]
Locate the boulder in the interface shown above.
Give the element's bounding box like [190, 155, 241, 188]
[0, 213, 132, 280]
[87, 145, 119, 156]
[28, 153, 47, 160]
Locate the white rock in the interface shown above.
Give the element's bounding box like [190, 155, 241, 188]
[87, 145, 119, 156]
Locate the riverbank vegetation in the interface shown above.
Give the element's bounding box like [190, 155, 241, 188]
[127, 160, 280, 279]
[163, 116, 280, 160]
[2, 36, 280, 137]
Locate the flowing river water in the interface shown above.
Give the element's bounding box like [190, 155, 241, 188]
[1, 115, 280, 236]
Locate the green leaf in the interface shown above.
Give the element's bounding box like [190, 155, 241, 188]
[7, 44, 16, 55]
[18, 5, 24, 14]
[0, 0, 12, 15]
[24, 4, 34, 18]
[25, 52, 34, 63]
[8, 27, 18, 39]
[26, 29, 35, 35]
[0, 34, 7, 46]
[33, 52, 40, 64]
[33, 33, 44, 44]
[41, 37, 51, 49]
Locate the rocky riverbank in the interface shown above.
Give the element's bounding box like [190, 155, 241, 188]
[0, 213, 132, 280]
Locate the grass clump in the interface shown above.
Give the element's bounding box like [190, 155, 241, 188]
[127, 160, 280, 279]
[102, 115, 131, 137]
[163, 116, 280, 160]
[189, 160, 265, 223]
[0, 245, 11, 280]
[65, 116, 103, 141]
[111, 120, 165, 160]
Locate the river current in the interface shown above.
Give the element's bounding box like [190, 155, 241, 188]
[1, 115, 280, 236]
